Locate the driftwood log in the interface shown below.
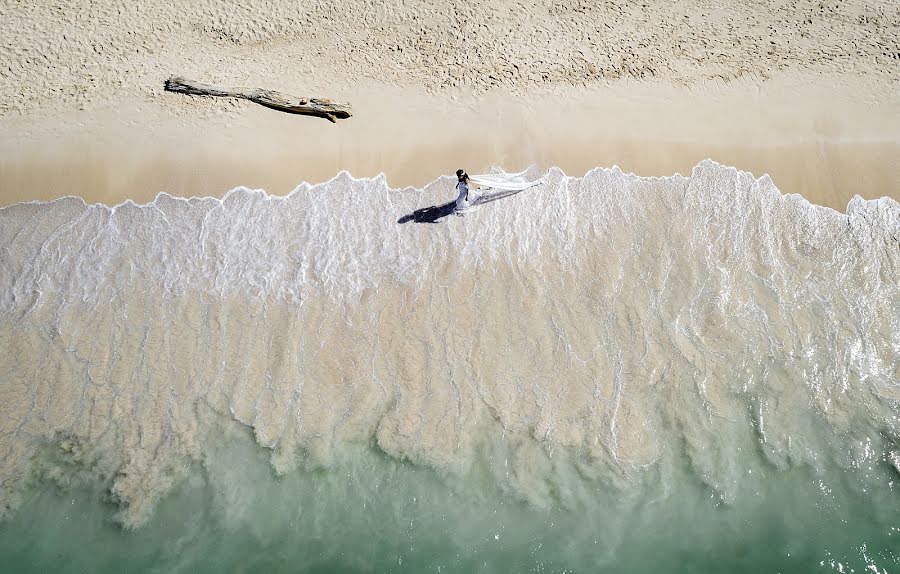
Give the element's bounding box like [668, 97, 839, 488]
[164, 76, 352, 123]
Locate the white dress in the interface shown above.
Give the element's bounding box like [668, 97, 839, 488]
[455, 181, 470, 210]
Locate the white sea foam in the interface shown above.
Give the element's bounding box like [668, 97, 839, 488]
[0, 160, 897, 527]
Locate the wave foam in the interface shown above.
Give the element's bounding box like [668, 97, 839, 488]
[0, 160, 897, 527]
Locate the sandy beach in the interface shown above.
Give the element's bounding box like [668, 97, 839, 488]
[2, 3, 900, 571]
[1, 0, 898, 210]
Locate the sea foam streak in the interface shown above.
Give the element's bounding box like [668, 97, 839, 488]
[0, 160, 897, 540]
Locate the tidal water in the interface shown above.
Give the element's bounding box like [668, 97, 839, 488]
[0, 161, 898, 572]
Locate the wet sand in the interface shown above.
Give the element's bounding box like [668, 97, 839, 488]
[2, 0, 898, 211]
[1, 80, 898, 211]
[1, 3, 899, 568]
[3, 139, 897, 212]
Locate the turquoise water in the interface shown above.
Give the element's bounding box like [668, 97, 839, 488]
[1, 423, 898, 573]
[1, 163, 898, 571]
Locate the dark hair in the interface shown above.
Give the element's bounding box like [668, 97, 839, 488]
[456, 169, 467, 181]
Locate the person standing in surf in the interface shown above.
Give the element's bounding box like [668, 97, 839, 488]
[455, 169, 470, 211]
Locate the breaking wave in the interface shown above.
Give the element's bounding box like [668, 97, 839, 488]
[0, 160, 898, 571]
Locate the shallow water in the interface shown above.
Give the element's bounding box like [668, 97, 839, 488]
[1, 425, 898, 573]
[0, 161, 898, 572]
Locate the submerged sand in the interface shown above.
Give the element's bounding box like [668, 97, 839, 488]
[1, 4, 899, 570]
[2, 159, 898, 530]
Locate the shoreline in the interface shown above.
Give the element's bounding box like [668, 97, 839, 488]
[3, 141, 897, 214]
[2, 0, 898, 212]
[2, 78, 898, 211]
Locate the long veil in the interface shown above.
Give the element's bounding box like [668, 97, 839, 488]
[469, 169, 543, 191]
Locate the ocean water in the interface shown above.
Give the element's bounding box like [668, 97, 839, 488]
[0, 160, 898, 572]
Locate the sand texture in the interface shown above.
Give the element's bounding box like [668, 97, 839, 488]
[0, 1, 898, 207]
[1, 0, 899, 117]
[1, 3, 900, 570]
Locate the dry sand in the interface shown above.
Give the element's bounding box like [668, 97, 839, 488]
[0, 0, 898, 209]
[1, 0, 899, 538]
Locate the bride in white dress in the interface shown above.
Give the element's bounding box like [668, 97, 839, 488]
[454, 168, 471, 211]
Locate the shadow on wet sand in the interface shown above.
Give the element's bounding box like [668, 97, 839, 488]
[397, 188, 527, 224]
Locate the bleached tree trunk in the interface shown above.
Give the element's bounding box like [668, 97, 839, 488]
[164, 76, 352, 123]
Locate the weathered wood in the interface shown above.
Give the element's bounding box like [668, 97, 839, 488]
[164, 76, 352, 123]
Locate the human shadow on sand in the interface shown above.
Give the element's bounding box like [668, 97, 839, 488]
[397, 188, 527, 224]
